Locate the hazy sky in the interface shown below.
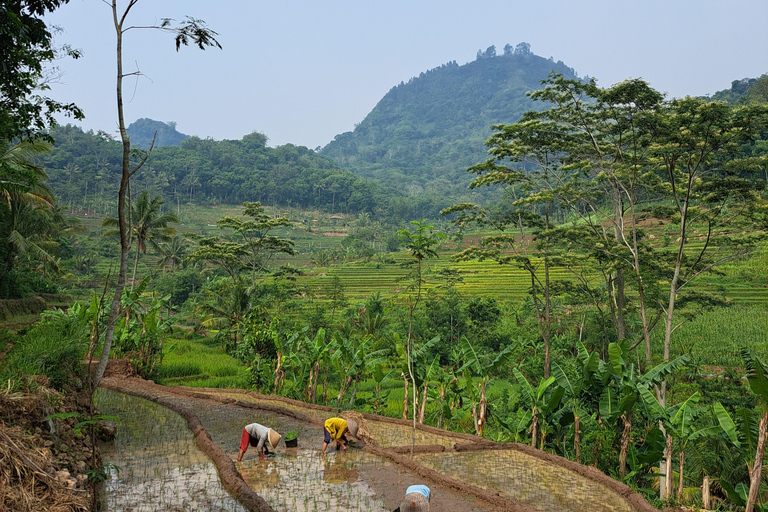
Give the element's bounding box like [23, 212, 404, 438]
[44, 0, 768, 149]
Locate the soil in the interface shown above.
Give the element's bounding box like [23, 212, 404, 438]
[0, 380, 109, 512]
[99, 376, 660, 512]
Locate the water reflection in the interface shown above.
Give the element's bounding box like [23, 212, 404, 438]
[95, 389, 245, 512]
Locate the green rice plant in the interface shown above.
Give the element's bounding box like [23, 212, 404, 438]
[156, 336, 246, 386]
[651, 305, 768, 372]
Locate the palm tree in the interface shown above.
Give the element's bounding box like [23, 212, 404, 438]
[157, 235, 187, 272]
[196, 278, 251, 353]
[1, 140, 83, 288]
[103, 190, 178, 291]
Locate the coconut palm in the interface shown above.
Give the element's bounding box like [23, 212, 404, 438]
[103, 190, 178, 290]
[1, 140, 83, 288]
[157, 235, 187, 272]
[196, 278, 251, 353]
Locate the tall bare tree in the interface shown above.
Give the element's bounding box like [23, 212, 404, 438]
[94, 0, 220, 387]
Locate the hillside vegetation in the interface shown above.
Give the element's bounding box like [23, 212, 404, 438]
[322, 43, 580, 196]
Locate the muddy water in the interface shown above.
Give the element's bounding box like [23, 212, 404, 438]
[415, 449, 633, 512]
[95, 389, 245, 512]
[97, 387, 492, 512]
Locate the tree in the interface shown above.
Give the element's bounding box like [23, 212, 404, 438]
[197, 278, 250, 354]
[102, 190, 177, 291]
[216, 202, 296, 287]
[95, 0, 221, 388]
[397, 219, 445, 454]
[0, 0, 84, 141]
[647, 98, 768, 406]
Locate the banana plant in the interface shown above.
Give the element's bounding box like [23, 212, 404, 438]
[513, 368, 562, 449]
[551, 342, 600, 463]
[639, 386, 739, 502]
[495, 408, 534, 443]
[413, 337, 441, 424]
[458, 336, 515, 436]
[600, 340, 691, 477]
[367, 364, 396, 415]
[741, 348, 768, 512]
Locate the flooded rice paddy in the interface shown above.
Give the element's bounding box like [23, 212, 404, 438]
[414, 449, 633, 512]
[95, 389, 245, 512]
[194, 389, 461, 448]
[97, 384, 638, 512]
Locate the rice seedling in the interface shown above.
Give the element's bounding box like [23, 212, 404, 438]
[95, 389, 246, 512]
[414, 450, 633, 512]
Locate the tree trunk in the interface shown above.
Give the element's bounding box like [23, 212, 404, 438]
[478, 382, 487, 436]
[530, 410, 538, 449]
[677, 450, 684, 500]
[348, 374, 360, 408]
[95, 4, 131, 388]
[402, 373, 409, 420]
[418, 381, 428, 424]
[664, 434, 673, 503]
[614, 269, 626, 341]
[702, 475, 710, 510]
[273, 351, 283, 394]
[311, 362, 320, 403]
[618, 412, 631, 478]
[746, 409, 768, 512]
[336, 375, 351, 405]
[471, 402, 479, 436]
[574, 415, 581, 464]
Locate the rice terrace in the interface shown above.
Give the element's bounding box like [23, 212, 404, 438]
[2, 1, 768, 512]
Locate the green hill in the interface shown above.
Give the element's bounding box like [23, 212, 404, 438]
[127, 118, 189, 148]
[321, 43, 580, 196]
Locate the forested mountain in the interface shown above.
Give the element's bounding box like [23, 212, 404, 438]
[39, 125, 390, 216]
[126, 118, 189, 148]
[321, 43, 580, 195]
[704, 74, 768, 104]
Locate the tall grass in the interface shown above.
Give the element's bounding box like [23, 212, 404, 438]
[0, 310, 89, 390]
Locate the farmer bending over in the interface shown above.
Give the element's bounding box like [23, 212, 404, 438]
[321, 417, 358, 455]
[393, 484, 431, 512]
[237, 422, 281, 462]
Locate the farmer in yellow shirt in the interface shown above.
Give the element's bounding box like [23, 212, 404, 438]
[321, 417, 358, 455]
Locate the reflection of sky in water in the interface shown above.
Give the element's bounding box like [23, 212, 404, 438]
[414, 450, 633, 512]
[96, 389, 245, 512]
[240, 449, 388, 512]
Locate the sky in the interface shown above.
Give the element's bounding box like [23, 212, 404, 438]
[44, 0, 768, 150]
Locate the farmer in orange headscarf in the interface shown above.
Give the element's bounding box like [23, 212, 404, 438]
[320, 417, 358, 455]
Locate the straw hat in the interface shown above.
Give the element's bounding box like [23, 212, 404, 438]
[345, 419, 359, 439]
[267, 428, 282, 450]
[399, 492, 430, 512]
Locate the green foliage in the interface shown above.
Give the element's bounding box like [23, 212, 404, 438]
[322, 48, 579, 201]
[38, 124, 384, 217]
[112, 279, 173, 378]
[0, 0, 84, 141]
[0, 305, 89, 390]
[151, 269, 202, 307]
